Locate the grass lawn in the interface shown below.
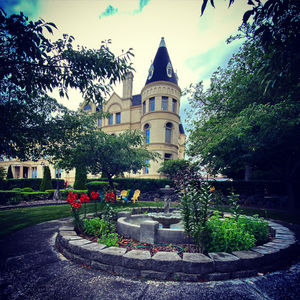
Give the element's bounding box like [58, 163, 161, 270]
[0, 201, 163, 238]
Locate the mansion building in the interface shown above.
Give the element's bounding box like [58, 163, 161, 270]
[0, 37, 186, 184]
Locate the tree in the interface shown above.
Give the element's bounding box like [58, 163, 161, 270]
[54, 113, 158, 189]
[158, 159, 190, 180]
[73, 166, 87, 190]
[40, 166, 53, 191]
[6, 165, 13, 179]
[0, 9, 133, 160]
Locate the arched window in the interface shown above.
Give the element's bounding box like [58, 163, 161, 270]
[144, 123, 150, 144]
[83, 104, 92, 111]
[165, 122, 173, 143]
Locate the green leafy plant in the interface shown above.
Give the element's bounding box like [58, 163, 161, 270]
[40, 166, 53, 191]
[6, 165, 13, 179]
[83, 217, 111, 237]
[98, 232, 119, 247]
[204, 212, 256, 253]
[73, 166, 87, 190]
[228, 191, 240, 220]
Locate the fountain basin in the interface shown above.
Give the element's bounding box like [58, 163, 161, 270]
[117, 212, 193, 244]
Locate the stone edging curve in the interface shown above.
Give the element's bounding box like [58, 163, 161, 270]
[55, 213, 298, 282]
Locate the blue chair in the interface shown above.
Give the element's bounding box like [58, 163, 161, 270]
[97, 190, 104, 203]
[123, 189, 134, 204]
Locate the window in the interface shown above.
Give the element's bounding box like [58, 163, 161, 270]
[145, 160, 149, 174]
[116, 112, 121, 124]
[166, 62, 172, 77]
[165, 122, 173, 143]
[149, 97, 155, 112]
[97, 118, 102, 127]
[108, 114, 113, 125]
[83, 104, 92, 111]
[144, 124, 150, 144]
[143, 101, 146, 114]
[32, 167, 37, 178]
[55, 168, 62, 179]
[172, 99, 177, 113]
[164, 153, 172, 162]
[162, 96, 168, 111]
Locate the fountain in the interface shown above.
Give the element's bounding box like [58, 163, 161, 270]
[117, 185, 192, 244]
[147, 185, 181, 228]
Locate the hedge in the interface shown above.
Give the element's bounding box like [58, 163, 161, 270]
[0, 190, 49, 205]
[2, 179, 65, 191]
[209, 180, 286, 197]
[86, 181, 116, 194]
[112, 178, 174, 193]
[46, 189, 88, 199]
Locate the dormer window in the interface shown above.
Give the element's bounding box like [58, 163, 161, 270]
[148, 64, 154, 80]
[166, 62, 172, 78]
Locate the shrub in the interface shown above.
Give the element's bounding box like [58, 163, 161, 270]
[98, 232, 119, 247]
[21, 187, 34, 192]
[204, 214, 256, 253]
[0, 190, 48, 205]
[40, 166, 53, 191]
[6, 165, 13, 179]
[3, 178, 64, 190]
[237, 215, 269, 245]
[83, 217, 111, 237]
[86, 181, 112, 194]
[73, 166, 87, 190]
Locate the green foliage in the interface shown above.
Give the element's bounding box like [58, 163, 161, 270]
[204, 213, 256, 253]
[55, 127, 158, 190]
[175, 167, 214, 252]
[98, 233, 119, 247]
[228, 191, 240, 221]
[113, 178, 173, 193]
[83, 217, 111, 236]
[237, 214, 269, 245]
[101, 203, 117, 230]
[39, 166, 53, 191]
[86, 181, 111, 194]
[0, 190, 48, 205]
[6, 166, 13, 179]
[73, 166, 87, 190]
[158, 159, 190, 179]
[21, 187, 34, 192]
[3, 178, 64, 191]
[0, 10, 133, 160]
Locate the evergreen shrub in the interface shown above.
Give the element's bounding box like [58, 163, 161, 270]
[86, 181, 114, 194]
[3, 178, 64, 190]
[40, 166, 53, 191]
[73, 166, 87, 190]
[6, 165, 13, 179]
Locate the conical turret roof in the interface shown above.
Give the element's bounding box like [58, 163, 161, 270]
[145, 37, 178, 86]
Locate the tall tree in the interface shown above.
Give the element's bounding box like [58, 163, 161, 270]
[73, 166, 87, 190]
[54, 113, 158, 189]
[0, 9, 133, 160]
[40, 166, 53, 191]
[6, 165, 13, 179]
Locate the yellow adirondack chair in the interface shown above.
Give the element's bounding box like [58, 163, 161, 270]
[131, 189, 140, 203]
[116, 190, 128, 202]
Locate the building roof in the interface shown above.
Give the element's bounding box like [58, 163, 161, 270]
[179, 124, 185, 134]
[132, 94, 141, 106]
[145, 37, 178, 86]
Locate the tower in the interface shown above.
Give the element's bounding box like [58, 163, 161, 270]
[140, 37, 184, 177]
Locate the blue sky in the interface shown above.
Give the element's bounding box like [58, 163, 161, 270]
[2, 0, 249, 126]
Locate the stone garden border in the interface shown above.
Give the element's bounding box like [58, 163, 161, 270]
[56, 210, 298, 282]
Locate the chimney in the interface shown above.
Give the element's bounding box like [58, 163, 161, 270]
[122, 72, 133, 99]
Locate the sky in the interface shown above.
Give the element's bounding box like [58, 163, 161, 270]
[2, 0, 249, 128]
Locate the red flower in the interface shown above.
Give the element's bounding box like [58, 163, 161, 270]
[80, 194, 90, 203]
[104, 192, 115, 203]
[66, 191, 81, 210]
[90, 191, 99, 200]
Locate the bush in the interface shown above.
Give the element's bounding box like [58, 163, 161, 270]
[237, 215, 269, 245]
[204, 214, 256, 253]
[40, 166, 53, 191]
[21, 187, 34, 192]
[83, 217, 111, 236]
[6, 165, 13, 179]
[113, 178, 173, 193]
[3, 178, 64, 190]
[86, 181, 113, 194]
[73, 166, 87, 190]
[0, 190, 48, 205]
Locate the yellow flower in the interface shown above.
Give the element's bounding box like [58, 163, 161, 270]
[209, 186, 215, 193]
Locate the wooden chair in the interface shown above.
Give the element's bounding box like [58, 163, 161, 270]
[116, 190, 128, 202]
[131, 189, 140, 203]
[123, 189, 134, 204]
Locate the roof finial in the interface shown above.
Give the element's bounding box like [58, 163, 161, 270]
[159, 37, 166, 48]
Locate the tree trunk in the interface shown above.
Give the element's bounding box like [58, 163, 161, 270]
[244, 165, 252, 182]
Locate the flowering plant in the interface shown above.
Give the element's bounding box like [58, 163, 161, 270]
[90, 191, 100, 216]
[80, 194, 90, 218]
[104, 192, 115, 203]
[66, 191, 82, 230]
